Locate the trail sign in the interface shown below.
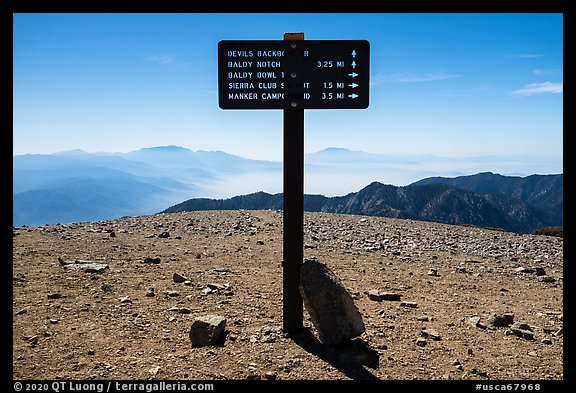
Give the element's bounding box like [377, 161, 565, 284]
[218, 40, 370, 109]
[217, 34, 370, 334]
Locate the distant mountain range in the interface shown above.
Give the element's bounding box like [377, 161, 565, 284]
[13, 145, 279, 227]
[410, 172, 563, 225]
[13, 145, 562, 230]
[162, 172, 563, 234]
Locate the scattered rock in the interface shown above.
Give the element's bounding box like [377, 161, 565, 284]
[167, 306, 191, 314]
[201, 283, 233, 296]
[537, 275, 556, 283]
[189, 315, 226, 347]
[534, 267, 546, 276]
[488, 313, 514, 328]
[368, 289, 400, 302]
[367, 289, 382, 301]
[299, 258, 365, 345]
[207, 283, 227, 291]
[143, 257, 161, 264]
[212, 267, 231, 273]
[416, 337, 427, 347]
[173, 272, 189, 283]
[453, 359, 463, 370]
[420, 328, 442, 341]
[468, 316, 487, 329]
[201, 287, 213, 295]
[427, 268, 439, 277]
[509, 322, 535, 340]
[512, 322, 533, 331]
[58, 257, 108, 273]
[47, 293, 63, 299]
[400, 301, 418, 308]
[545, 310, 562, 318]
[158, 232, 170, 238]
[145, 287, 155, 297]
[473, 369, 489, 378]
[380, 292, 401, 301]
[553, 327, 563, 336]
[515, 267, 534, 274]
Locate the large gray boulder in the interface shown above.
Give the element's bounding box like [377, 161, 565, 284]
[299, 258, 365, 344]
[189, 315, 226, 347]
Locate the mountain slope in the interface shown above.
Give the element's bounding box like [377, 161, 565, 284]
[410, 172, 563, 224]
[162, 179, 559, 234]
[13, 175, 185, 227]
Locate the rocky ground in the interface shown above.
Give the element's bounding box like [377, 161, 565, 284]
[12, 210, 563, 382]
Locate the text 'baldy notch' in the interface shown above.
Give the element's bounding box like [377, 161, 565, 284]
[218, 40, 370, 110]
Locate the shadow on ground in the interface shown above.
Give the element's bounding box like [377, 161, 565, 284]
[291, 328, 380, 380]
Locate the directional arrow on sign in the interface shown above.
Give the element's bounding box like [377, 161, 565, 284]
[218, 39, 369, 109]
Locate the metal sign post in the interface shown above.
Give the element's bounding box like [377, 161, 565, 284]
[281, 32, 305, 334]
[217, 33, 370, 333]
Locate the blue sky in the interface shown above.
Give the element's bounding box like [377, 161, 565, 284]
[13, 13, 563, 168]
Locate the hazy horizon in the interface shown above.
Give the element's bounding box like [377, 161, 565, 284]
[13, 144, 562, 199]
[13, 142, 563, 227]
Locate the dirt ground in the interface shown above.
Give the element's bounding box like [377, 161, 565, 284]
[12, 210, 564, 384]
